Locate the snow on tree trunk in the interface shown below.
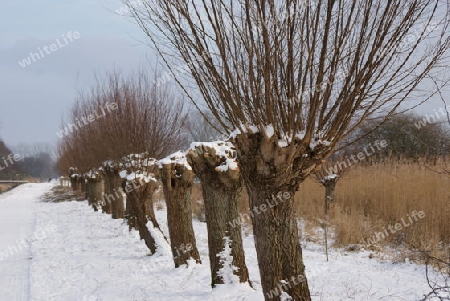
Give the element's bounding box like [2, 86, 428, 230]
[322, 176, 337, 215]
[159, 152, 202, 268]
[124, 193, 138, 231]
[120, 155, 168, 254]
[69, 168, 80, 191]
[233, 133, 317, 301]
[86, 171, 103, 212]
[122, 178, 161, 254]
[186, 142, 250, 287]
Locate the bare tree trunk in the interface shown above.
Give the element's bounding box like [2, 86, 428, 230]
[87, 177, 103, 211]
[77, 176, 85, 193]
[82, 177, 89, 200]
[101, 177, 112, 214]
[68, 168, 80, 191]
[160, 160, 201, 268]
[202, 180, 250, 286]
[323, 177, 337, 262]
[247, 185, 310, 301]
[70, 175, 79, 191]
[144, 191, 158, 227]
[79, 176, 87, 197]
[235, 136, 312, 301]
[104, 169, 124, 219]
[125, 193, 138, 231]
[187, 144, 250, 286]
[324, 180, 337, 215]
[122, 179, 163, 254]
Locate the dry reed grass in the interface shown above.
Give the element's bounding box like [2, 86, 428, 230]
[188, 158, 450, 263]
[295, 158, 450, 262]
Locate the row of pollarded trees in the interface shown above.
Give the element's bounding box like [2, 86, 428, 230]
[57, 69, 252, 286]
[56, 70, 190, 173]
[124, 0, 450, 300]
[59, 0, 450, 297]
[66, 141, 252, 288]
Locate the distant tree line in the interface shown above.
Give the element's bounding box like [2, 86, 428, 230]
[0, 141, 58, 180]
[333, 113, 450, 163]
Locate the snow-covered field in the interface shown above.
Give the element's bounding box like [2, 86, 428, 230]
[0, 184, 442, 300]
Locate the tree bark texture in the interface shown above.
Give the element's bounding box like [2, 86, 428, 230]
[232, 133, 320, 301]
[187, 143, 250, 287]
[160, 159, 202, 268]
[87, 175, 103, 212]
[104, 167, 125, 219]
[122, 178, 163, 254]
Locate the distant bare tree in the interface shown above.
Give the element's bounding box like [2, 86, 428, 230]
[314, 161, 349, 213]
[313, 161, 348, 261]
[11, 142, 55, 160]
[128, 1, 450, 299]
[57, 70, 188, 173]
[354, 113, 450, 161]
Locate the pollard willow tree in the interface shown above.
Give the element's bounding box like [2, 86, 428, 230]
[313, 161, 347, 261]
[186, 142, 250, 286]
[120, 154, 168, 254]
[56, 70, 188, 174]
[127, 0, 450, 299]
[103, 162, 125, 219]
[159, 152, 202, 268]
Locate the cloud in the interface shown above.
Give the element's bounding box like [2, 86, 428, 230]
[0, 34, 153, 145]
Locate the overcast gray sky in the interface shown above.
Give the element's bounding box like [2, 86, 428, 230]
[0, 1, 448, 149]
[0, 0, 155, 147]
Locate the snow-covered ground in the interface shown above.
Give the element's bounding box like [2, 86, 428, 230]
[0, 184, 443, 300]
[0, 184, 52, 301]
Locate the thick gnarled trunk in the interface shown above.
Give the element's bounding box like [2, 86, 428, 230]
[160, 161, 201, 268]
[187, 143, 250, 287]
[145, 191, 158, 227]
[201, 181, 250, 286]
[125, 194, 138, 230]
[101, 176, 112, 214]
[104, 169, 125, 219]
[122, 178, 163, 254]
[247, 186, 310, 301]
[70, 175, 80, 191]
[87, 176, 103, 211]
[234, 133, 319, 301]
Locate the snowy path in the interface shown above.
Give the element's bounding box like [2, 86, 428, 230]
[0, 184, 443, 300]
[0, 184, 52, 301]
